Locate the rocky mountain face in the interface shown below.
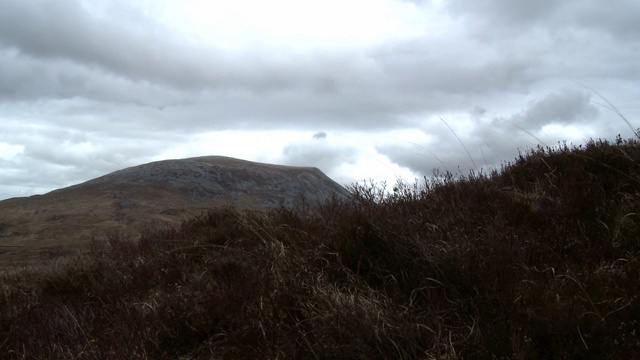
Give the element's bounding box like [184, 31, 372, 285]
[0, 156, 350, 271]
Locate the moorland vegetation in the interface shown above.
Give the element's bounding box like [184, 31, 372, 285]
[1, 135, 639, 359]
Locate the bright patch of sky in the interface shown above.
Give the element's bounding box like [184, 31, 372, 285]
[150, 0, 435, 51]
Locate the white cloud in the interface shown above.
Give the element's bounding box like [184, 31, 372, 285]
[158, 0, 432, 50]
[0, 143, 24, 158]
[0, 0, 639, 199]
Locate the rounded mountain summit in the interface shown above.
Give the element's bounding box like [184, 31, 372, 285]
[0, 156, 350, 270]
[68, 156, 350, 210]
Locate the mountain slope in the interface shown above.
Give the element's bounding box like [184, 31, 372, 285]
[0, 156, 349, 270]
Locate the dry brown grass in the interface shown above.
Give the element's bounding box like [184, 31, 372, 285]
[1, 136, 639, 359]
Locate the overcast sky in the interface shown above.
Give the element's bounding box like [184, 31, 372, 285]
[1, 0, 639, 200]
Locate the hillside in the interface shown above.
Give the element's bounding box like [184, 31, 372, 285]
[0, 137, 639, 358]
[0, 156, 349, 270]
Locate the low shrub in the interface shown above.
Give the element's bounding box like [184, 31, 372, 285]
[1, 137, 639, 359]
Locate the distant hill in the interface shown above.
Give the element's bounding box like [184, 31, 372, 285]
[0, 156, 349, 270]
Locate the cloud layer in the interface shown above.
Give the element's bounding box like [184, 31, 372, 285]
[1, 0, 639, 199]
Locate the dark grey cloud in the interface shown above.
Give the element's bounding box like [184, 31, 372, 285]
[0, 0, 636, 133]
[371, 44, 539, 96]
[0, 1, 415, 132]
[0, 48, 187, 108]
[445, 0, 561, 27]
[510, 90, 599, 129]
[571, 2, 640, 41]
[445, 0, 640, 41]
[378, 89, 621, 178]
[0, 0, 394, 104]
[0, 0, 228, 91]
[0, 0, 639, 199]
[313, 132, 327, 139]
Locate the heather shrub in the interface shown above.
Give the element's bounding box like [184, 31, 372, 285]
[0, 137, 638, 359]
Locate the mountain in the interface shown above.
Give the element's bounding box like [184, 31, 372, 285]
[0, 156, 350, 270]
